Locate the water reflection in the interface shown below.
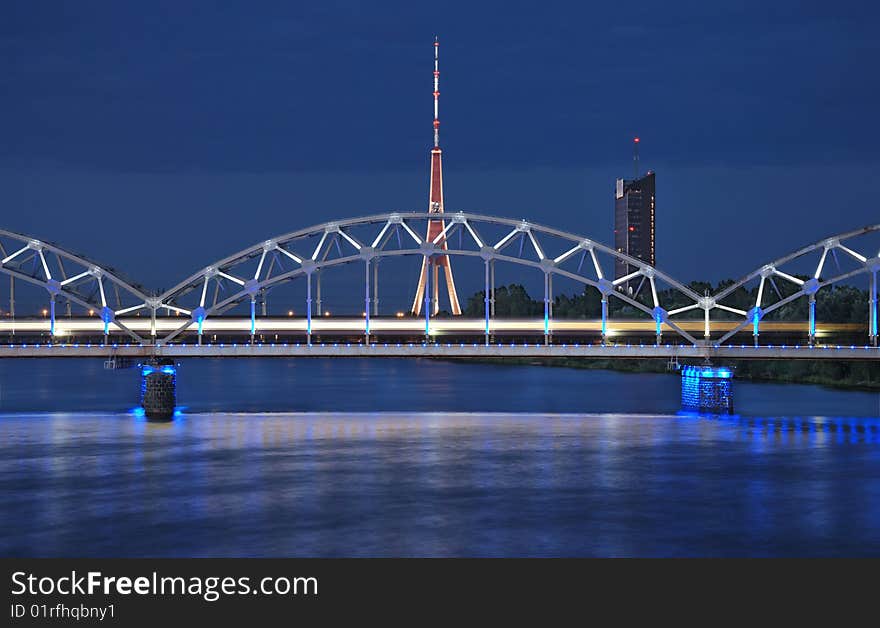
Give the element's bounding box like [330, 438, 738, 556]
[2, 411, 880, 557]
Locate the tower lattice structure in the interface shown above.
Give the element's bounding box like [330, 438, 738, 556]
[411, 37, 461, 316]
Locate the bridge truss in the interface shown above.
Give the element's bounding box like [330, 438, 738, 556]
[0, 229, 151, 342]
[1, 214, 878, 348]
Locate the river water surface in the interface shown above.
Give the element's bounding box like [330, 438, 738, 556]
[1, 358, 878, 556]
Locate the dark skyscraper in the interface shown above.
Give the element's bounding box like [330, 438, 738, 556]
[614, 171, 656, 292]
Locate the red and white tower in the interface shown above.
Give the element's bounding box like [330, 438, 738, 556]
[411, 37, 462, 316]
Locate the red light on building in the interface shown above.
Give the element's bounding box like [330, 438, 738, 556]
[629, 226, 635, 232]
[634, 137, 640, 143]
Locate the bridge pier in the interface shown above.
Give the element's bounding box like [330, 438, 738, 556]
[680, 365, 734, 414]
[140, 358, 176, 421]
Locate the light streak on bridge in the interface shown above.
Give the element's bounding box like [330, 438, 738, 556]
[0, 317, 866, 338]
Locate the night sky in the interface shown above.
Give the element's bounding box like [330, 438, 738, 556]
[2, 1, 878, 305]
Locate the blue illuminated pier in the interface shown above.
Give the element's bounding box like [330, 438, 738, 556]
[140, 359, 177, 420]
[680, 365, 734, 414]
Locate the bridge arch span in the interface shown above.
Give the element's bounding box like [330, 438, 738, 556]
[156, 211, 710, 344]
[0, 228, 152, 341]
[711, 223, 880, 345]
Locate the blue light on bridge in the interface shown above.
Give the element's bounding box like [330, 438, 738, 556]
[681, 365, 734, 413]
[681, 365, 733, 380]
[142, 364, 176, 377]
[809, 300, 816, 336]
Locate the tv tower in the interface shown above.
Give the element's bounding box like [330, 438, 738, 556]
[410, 37, 462, 316]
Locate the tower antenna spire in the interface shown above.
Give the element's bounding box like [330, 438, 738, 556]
[633, 136, 640, 179]
[410, 37, 462, 317]
[433, 36, 440, 148]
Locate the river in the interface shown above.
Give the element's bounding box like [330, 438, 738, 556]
[1, 358, 878, 556]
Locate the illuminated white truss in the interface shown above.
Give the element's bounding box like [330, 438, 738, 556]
[152, 212, 718, 345]
[3, 217, 877, 347]
[0, 229, 151, 341]
[713, 224, 880, 344]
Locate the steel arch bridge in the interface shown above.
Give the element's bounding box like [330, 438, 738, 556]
[0, 228, 151, 341]
[1, 213, 878, 351]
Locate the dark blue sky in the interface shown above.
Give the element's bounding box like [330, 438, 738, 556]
[1, 1, 878, 302]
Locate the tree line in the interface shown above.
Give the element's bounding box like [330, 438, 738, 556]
[460, 278, 870, 323]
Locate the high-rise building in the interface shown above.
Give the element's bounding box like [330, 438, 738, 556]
[614, 170, 656, 293]
[410, 37, 461, 316]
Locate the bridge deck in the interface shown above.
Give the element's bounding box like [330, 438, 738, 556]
[0, 317, 866, 336]
[0, 343, 877, 360]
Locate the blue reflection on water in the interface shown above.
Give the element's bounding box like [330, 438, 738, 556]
[0, 358, 878, 557]
[1, 411, 880, 557]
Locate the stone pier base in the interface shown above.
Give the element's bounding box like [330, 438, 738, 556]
[681, 365, 734, 414]
[141, 358, 176, 421]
